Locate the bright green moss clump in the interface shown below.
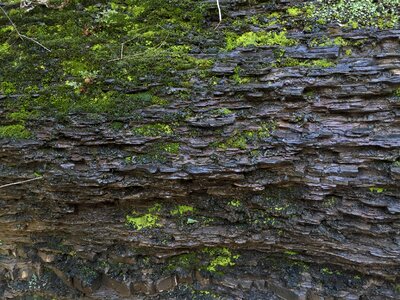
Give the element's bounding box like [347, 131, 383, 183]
[226, 30, 297, 51]
[275, 58, 335, 68]
[287, 7, 302, 17]
[126, 204, 162, 230]
[204, 248, 240, 273]
[0, 125, 31, 139]
[126, 213, 160, 230]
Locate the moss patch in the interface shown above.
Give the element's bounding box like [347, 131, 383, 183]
[0, 124, 31, 139]
[226, 30, 297, 51]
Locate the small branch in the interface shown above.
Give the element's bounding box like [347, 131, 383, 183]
[215, 0, 222, 29]
[0, 6, 51, 52]
[0, 177, 43, 190]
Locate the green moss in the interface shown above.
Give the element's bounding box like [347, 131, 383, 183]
[0, 82, 16, 95]
[275, 58, 335, 68]
[218, 133, 248, 150]
[284, 250, 298, 256]
[287, 7, 302, 17]
[126, 213, 160, 230]
[312, 0, 400, 29]
[171, 205, 195, 216]
[203, 248, 240, 273]
[321, 267, 334, 275]
[0, 124, 31, 139]
[0, 42, 11, 57]
[167, 253, 199, 270]
[125, 142, 180, 164]
[226, 30, 297, 51]
[126, 204, 162, 230]
[217, 121, 276, 150]
[162, 142, 180, 154]
[369, 187, 385, 193]
[232, 66, 250, 84]
[132, 123, 173, 137]
[228, 200, 241, 207]
[1, 0, 216, 120]
[213, 108, 233, 116]
[333, 37, 349, 47]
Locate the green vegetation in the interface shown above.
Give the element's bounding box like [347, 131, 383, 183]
[171, 205, 195, 216]
[167, 247, 239, 274]
[287, 7, 302, 17]
[126, 204, 162, 230]
[321, 267, 334, 275]
[226, 30, 297, 51]
[132, 123, 173, 137]
[232, 66, 250, 84]
[0, 124, 31, 139]
[0, 81, 16, 95]
[369, 187, 385, 193]
[311, 0, 400, 29]
[204, 248, 240, 273]
[125, 142, 180, 164]
[216, 121, 276, 150]
[228, 200, 242, 207]
[0, 0, 216, 120]
[274, 58, 335, 68]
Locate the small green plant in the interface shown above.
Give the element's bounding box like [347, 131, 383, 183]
[171, 205, 195, 216]
[0, 125, 31, 139]
[369, 187, 385, 193]
[228, 200, 242, 207]
[284, 250, 298, 256]
[321, 267, 334, 275]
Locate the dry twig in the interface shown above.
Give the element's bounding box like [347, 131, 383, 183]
[215, 0, 222, 29]
[0, 176, 43, 190]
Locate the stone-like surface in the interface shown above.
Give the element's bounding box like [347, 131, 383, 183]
[0, 0, 400, 299]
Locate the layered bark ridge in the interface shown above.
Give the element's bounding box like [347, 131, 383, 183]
[0, 0, 400, 299]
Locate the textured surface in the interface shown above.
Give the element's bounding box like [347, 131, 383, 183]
[0, 0, 400, 299]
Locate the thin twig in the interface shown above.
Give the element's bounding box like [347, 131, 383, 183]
[215, 0, 222, 29]
[0, 176, 43, 190]
[0, 6, 51, 52]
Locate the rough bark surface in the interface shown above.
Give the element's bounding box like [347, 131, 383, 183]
[0, 0, 399, 299]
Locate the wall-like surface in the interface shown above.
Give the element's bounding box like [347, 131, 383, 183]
[0, 0, 399, 299]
